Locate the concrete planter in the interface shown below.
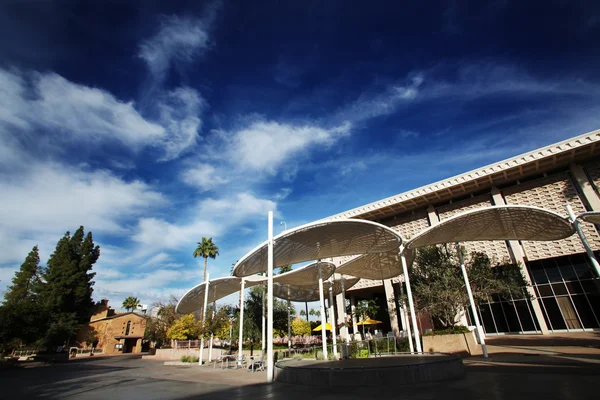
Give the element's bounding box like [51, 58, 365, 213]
[422, 332, 482, 356]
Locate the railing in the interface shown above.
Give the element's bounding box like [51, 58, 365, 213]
[273, 337, 411, 361]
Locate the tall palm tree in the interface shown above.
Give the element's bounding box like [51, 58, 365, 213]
[122, 296, 140, 312]
[193, 237, 220, 282]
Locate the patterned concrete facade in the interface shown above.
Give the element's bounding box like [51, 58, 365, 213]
[328, 129, 600, 335]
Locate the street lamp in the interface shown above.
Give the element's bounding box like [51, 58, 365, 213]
[280, 221, 287, 232]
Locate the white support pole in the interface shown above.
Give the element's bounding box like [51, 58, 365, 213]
[208, 302, 215, 362]
[398, 280, 414, 353]
[350, 296, 358, 336]
[566, 205, 600, 278]
[317, 260, 328, 360]
[199, 272, 210, 365]
[238, 278, 246, 365]
[340, 275, 350, 344]
[456, 243, 488, 358]
[287, 287, 291, 351]
[400, 249, 422, 352]
[262, 283, 266, 358]
[328, 278, 338, 359]
[267, 211, 274, 382]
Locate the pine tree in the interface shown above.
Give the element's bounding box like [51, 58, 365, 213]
[0, 246, 45, 351]
[41, 226, 100, 346]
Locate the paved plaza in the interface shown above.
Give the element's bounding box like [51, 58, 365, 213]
[2, 333, 599, 400]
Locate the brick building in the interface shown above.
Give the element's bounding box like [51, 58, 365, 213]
[328, 130, 600, 335]
[77, 299, 148, 354]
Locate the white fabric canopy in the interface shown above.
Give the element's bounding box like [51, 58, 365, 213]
[336, 249, 416, 280]
[232, 219, 403, 277]
[579, 211, 600, 225]
[176, 275, 265, 314]
[406, 205, 574, 249]
[272, 275, 361, 302]
[273, 261, 336, 285]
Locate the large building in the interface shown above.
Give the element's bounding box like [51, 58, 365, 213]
[328, 130, 600, 336]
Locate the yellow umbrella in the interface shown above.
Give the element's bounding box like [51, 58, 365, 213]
[312, 322, 332, 331]
[356, 317, 382, 325]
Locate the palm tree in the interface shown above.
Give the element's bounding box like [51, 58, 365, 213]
[278, 264, 292, 274]
[122, 296, 140, 312]
[193, 237, 220, 282]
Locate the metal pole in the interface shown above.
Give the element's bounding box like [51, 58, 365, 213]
[305, 302, 309, 322]
[400, 249, 422, 352]
[208, 302, 215, 362]
[237, 278, 246, 365]
[340, 274, 349, 344]
[456, 243, 488, 358]
[267, 211, 274, 382]
[317, 260, 328, 359]
[398, 280, 414, 353]
[329, 278, 338, 359]
[566, 205, 600, 278]
[199, 272, 210, 365]
[262, 283, 266, 358]
[287, 287, 291, 351]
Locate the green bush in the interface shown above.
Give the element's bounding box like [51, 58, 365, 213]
[423, 326, 470, 336]
[180, 355, 200, 363]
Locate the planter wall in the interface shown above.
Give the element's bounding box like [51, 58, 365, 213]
[422, 332, 482, 356]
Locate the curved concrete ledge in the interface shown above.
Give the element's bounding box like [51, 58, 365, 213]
[275, 354, 464, 387]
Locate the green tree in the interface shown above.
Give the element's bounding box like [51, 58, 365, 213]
[0, 246, 45, 352]
[166, 314, 200, 340]
[291, 318, 312, 336]
[122, 296, 141, 312]
[353, 299, 380, 338]
[279, 264, 292, 274]
[410, 245, 527, 329]
[40, 227, 100, 346]
[309, 308, 320, 320]
[144, 297, 179, 348]
[193, 237, 219, 282]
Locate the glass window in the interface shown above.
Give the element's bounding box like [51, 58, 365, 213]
[514, 300, 537, 332]
[500, 302, 522, 332]
[490, 303, 509, 332]
[478, 306, 496, 334]
[125, 321, 131, 336]
[551, 283, 568, 296]
[572, 255, 595, 280]
[544, 264, 562, 283]
[559, 262, 577, 281]
[528, 262, 548, 284]
[566, 281, 584, 294]
[581, 280, 600, 294]
[537, 284, 554, 297]
[541, 298, 566, 330]
[570, 295, 599, 329]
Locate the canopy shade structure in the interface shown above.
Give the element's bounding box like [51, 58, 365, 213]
[272, 275, 361, 302]
[273, 261, 336, 286]
[176, 275, 265, 314]
[356, 317, 383, 325]
[232, 219, 403, 277]
[406, 205, 575, 249]
[336, 249, 416, 280]
[579, 211, 600, 225]
[312, 323, 332, 332]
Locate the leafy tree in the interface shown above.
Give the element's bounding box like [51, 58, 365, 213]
[309, 308, 321, 320]
[0, 246, 45, 353]
[410, 245, 527, 329]
[166, 314, 200, 340]
[193, 237, 219, 282]
[291, 318, 312, 336]
[40, 227, 100, 346]
[279, 264, 292, 274]
[144, 297, 179, 348]
[200, 304, 233, 339]
[122, 296, 141, 312]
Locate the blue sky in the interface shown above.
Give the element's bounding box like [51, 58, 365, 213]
[1, 0, 599, 310]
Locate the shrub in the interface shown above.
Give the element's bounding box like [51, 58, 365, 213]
[180, 355, 200, 363]
[423, 326, 470, 336]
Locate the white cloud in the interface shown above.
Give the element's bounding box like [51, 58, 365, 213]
[228, 120, 351, 173]
[139, 15, 210, 83]
[181, 163, 229, 191]
[0, 67, 204, 161]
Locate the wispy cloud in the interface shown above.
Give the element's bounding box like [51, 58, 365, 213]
[139, 15, 211, 85]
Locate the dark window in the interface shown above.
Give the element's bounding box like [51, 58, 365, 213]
[544, 264, 562, 283]
[537, 284, 554, 297]
[500, 302, 522, 332]
[571, 295, 599, 329]
[528, 262, 548, 284]
[478, 305, 496, 334]
[566, 281, 584, 294]
[125, 321, 131, 336]
[514, 300, 537, 331]
[551, 283, 568, 296]
[490, 303, 509, 332]
[581, 280, 600, 293]
[541, 298, 567, 330]
[572, 256, 595, 279]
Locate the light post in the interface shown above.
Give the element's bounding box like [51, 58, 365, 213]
[280, 221, 287, 232]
